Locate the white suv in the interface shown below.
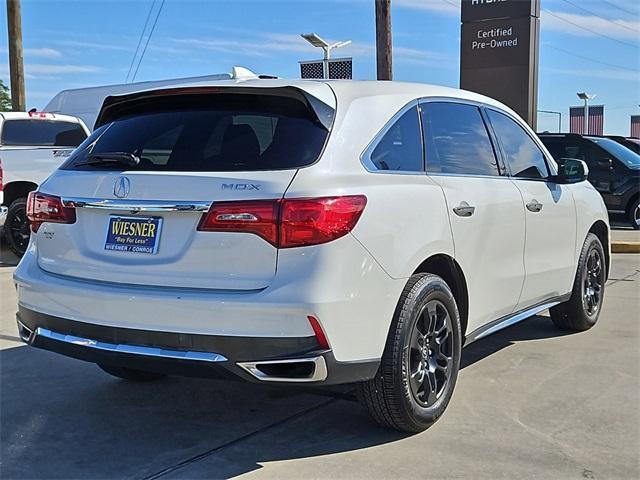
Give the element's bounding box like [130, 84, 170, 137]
[14, 80, 610, 432]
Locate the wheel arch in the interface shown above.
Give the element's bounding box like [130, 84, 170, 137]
[413, 254, 469, 336]
[588, 220, 610, 280]
[2, 181, 38, 206]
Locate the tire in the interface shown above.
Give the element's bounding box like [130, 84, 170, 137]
[357, 273, 462, 433]
[550, 233, 606, 331]
[628, 197, 640, 230]
[3, 197, 30, 257]
[98, 364, 167, 382]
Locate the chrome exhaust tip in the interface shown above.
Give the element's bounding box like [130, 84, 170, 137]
[16, 319, 34, 343]
[237, 356, 328, 382]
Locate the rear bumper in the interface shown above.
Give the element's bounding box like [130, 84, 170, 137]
[14, 234, 404, 363]
[17, 306, 379, 385]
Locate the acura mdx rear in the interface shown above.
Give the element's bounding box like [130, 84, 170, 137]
[14, 83, 394, 389]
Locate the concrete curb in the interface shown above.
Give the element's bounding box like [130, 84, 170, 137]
[611, 242, 640, 254]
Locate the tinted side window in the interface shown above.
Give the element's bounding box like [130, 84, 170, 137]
[488, 110, 549, 179]
[421, 102, 499, 176]
[540, 138, 585, 164]
[1, 120, 87, 147]
[369, 107, 423, 172]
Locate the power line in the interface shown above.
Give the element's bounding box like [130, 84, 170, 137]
[125, 0, 156, 83]
[542, 9, 638, 48]
[546, 44, 638, 73]
[131, 0, 166, 83]
[558, 0, 639, 34]
[601, 0, 638, 17]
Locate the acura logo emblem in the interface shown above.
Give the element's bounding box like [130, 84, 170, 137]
[113, 176, 131, 199]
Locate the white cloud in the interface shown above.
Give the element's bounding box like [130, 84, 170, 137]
[25, 48, 63, 59]
[55, 40, 134, 52]
[0, 47, 63, 59]
[395, 0, 459, 15]
[543, 66, 638, 82]
[26, 64, 103, 74]
[172, 32, 446, 66]
[542, 10, 640, 41]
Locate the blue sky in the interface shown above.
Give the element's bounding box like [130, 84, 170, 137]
[1, 0, 638, 134]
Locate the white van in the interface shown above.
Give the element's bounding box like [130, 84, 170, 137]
[44, 71, 247, 130]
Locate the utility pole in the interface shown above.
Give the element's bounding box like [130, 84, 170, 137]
[6, 0, 26, 111]
[375, 0, 392, 80]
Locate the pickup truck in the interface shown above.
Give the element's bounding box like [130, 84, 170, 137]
[1, 111, 89, 256]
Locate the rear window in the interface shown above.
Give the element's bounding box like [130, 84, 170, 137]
[1, 119, 87, 147]
[62, 92, 332, 172]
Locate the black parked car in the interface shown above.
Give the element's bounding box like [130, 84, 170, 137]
[539, 133, 640, 229]
[607, 136, 640, 155]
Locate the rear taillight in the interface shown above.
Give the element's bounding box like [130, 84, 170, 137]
[279, 196, 367, 248]
[26, 191, 76, 233]
[197, 195, 367, 248]
[0, 159, 3, 192]
[197, 200, 280, 245]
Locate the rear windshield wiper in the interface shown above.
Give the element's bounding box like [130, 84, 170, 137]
[74, 152, 140, 168]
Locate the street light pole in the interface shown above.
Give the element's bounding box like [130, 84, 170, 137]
[301, 33, 351, 80]
[577, 92, 595, 135]
[538, 110, 562, 133]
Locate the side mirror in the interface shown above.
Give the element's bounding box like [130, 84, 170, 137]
[595, 158, 613, 170]
[552, 158, 589, 184]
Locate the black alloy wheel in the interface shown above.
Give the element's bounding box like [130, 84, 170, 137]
[630, 199, 640, 230]
[4, 198, 30, 257]
[550, 233, 606, 332]
[358, 273, 461, 432]
[582, 248, 604, 317]
[408, 300, 453, 407]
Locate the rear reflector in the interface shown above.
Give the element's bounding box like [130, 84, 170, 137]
[307, 315, 330, 350]
[27, 191, 76, 233]
[197, 195, 366, 248]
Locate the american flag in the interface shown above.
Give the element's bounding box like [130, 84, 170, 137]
[569, 105, 605, 135]
[631, 115, 640, 139]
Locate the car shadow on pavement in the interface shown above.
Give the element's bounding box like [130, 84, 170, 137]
[0, 315, 572, 479]
[461, 314, 574, 370]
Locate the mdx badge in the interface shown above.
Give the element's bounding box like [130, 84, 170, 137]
[221, 183, 261, 191]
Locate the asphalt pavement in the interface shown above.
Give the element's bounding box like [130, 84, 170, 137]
[0, 245, 638, 479]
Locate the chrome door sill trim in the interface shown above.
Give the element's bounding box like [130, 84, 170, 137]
[464, 297, 567, 345]
[33, 327, 228, 362]
[61, 197, 211, 213]
[237, 356, 328, 383]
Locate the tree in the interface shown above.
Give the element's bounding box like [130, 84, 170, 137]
[0, 80, 12, 111]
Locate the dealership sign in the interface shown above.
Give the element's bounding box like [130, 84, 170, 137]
[460, 0, 540, 128]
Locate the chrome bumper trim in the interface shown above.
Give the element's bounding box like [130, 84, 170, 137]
[32, 326, 228, 362]
[0, 205, 8, 227]
[237, 356, 328, 383]
[61, 198, 211, 213]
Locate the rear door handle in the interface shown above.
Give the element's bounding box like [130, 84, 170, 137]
[526, 199, 543, 213]
[453, 201, 475, 217]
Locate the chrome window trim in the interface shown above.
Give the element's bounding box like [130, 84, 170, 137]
[360, 100, 425, 175]
[61, 197, 212, 213]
